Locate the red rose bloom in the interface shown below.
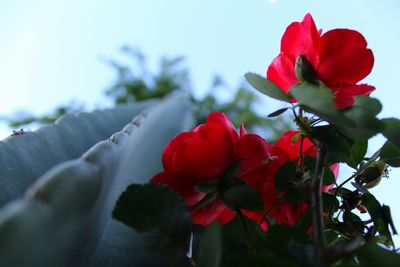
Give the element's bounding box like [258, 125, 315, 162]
[267, 13, 375, 109]
[151, 114, 338, 228]
[151, 112, 271, 225]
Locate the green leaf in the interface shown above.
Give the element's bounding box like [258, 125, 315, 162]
[291, 133, 300, 143]
[357, 242, 400, 267]
[362, 193, 393, 247]
[381, 118, 400, 149]
[325, 230, 340, 245]
[245, 73, 291, 102]
[290, 82, 336, 115]
[219, 218, 297, 266]
[361, 193, 382, 222]
[334, 258, 360, 267]
[267, 107, 290, 118]
[322, 193, 340, 213]
[290, 82, 352, 126]
[219, 218, 253, 261]
[113, 184, 191, 246]
[264, 225, 313, 267]
[275, 161, 297, 192]
[347, 140, 368, 169]
[382, 205, 398, 235]
[291, 83, 382, 140]
[343, 210, 363, 227]
[380, 140, 400, 167]
[302, 156, 336, 185]
[195, 223, 222, 267]
[223, 183, 263, 211]
[311, 126, 352, 163]
[353, 96, 382, 116]
[282, 189, 308, 204]
[221, 250, 298, 267]
[323, 166, 337, 186]
[339, 97, 383, 139]
[296, 208, 312, 231]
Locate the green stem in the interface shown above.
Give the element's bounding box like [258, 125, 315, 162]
[235, 207, 256, 249]
[297, 134, 305, 170]
[257, 197, 285, 231]
[311, 145, 328, 266]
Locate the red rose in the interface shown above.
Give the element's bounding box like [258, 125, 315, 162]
[267, 13, 374, 109]
[243, 131, 339, 229]
[151, 112, 272, 226]
[151, 115, 338, 228]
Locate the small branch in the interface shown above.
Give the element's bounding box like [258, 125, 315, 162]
[311, 145, 328, 266]
[297, 134, 305, 169]
[292, 108, 309, 134]
[257, 197, 285, 231]
[234, 207, 257, 249]
[336, 174, 357, 191]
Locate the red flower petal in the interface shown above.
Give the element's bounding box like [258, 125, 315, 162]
[271, 201, 308, 225]
[236, 134, 272, 177]
[162, 132, 193, 174]
[281, 13, 320, 67]
[259, 173, 308, 226]
[267, 53, 299, 92]
[239, 123, 247, 137]
[162, 112, 239, 180]
[206, 112, 238, 135]
[273, 130, 316, 161]
[268, 14, 320, 92]
[317, 29, 374, 85]
[330, 163, 340, 179]
[215, 205, 237, 224]
[332, 83, 375, 109]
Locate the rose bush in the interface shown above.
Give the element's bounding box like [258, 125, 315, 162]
[243, 130, 339, 229]
[151, 112, 339, 228]
[114, 13, 400, 266]
[267, 13, 375, 109]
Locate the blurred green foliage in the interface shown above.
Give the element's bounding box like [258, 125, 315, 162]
[6, 46, 292, 140]
[8, 104, 83, 128]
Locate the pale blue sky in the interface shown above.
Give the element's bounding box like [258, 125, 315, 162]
[0, 0, 399, 243]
